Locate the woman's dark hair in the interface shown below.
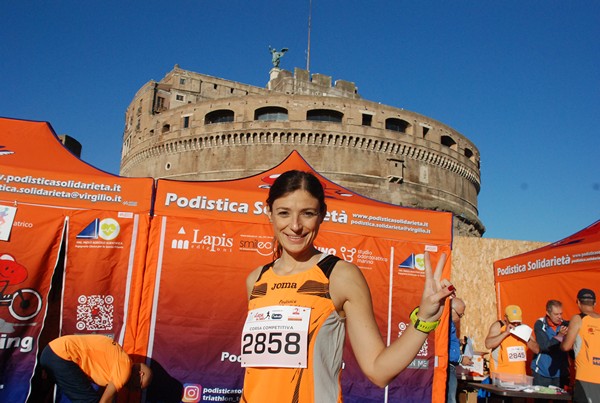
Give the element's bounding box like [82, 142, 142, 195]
[266, 170, 326, 215]
[267, 170, 326, 259]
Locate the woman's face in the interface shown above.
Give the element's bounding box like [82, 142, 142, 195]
[268, 189, 324, 257]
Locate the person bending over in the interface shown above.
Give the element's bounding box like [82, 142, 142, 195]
[41, 334, 152, 403]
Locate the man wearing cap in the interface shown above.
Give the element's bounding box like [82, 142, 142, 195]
[485, 304, 539, 376]
[531, 299, 570, 388]
[561, 288, 600, 403]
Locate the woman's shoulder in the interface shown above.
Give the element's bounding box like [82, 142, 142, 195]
[328, 257, 365, 284]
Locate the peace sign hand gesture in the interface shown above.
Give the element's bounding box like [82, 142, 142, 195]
[417, 251, 455, 322]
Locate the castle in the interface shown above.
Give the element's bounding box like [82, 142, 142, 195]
[120, 65, 484, 236]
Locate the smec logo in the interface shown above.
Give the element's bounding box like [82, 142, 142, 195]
[239, 235, 273, 257]
[182, 383, 202, 402]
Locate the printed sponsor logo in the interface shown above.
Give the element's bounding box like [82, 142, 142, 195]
[170, 226, 234, 253]
[76, 218, 120, 241]
[593, 357, 600, 366]
[270, 282, 297, 291]
[398, 253, 425, 271]
[182, 383, 202, 402]
[238, 234, 273, 257]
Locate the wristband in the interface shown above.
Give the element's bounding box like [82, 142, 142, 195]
[410, 307, 440, 333]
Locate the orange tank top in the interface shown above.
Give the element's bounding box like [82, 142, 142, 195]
[490, 323, 528, 376]
[241, 255, 345, 403]
[574, 314, 600, 383]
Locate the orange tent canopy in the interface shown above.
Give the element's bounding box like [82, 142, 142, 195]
[0, 117, 153, 212]
[493, 220, 600, 323]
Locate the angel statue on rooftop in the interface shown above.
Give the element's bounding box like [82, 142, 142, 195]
[269, 46, 288, 68]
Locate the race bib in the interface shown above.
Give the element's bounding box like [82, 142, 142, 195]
[506, 345, 526, 362]
[241, 305, 310, 368]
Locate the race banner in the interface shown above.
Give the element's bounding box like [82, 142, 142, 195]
[0, 203, 65, 403]
[139, 153, 453, 403]
[61, 209, 150, 345]
[143, 216, 272, 402]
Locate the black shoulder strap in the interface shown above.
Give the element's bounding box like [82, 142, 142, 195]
[255, 261, 275, 283]
[256, 255, 341, 281]
[317, 255, 341, 279]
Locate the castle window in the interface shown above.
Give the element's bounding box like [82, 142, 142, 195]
[385, 118, 409, 133]
[162, 124, 170, 133]
[361, 114, 372, 126]
[441, 135, 457, 150]
[422, 126, 430, 138]
[183, 116, 190, 129]
[205, 109, 234, 124]
[464, 147, 476, 163]
[156, 97, 165, 110]
[180, 78, 186, 85]
[307, 109, 343, 123]
[176, 94, 184, 101]
[255, 107, 289, 121]
[386, 159, 404, 183]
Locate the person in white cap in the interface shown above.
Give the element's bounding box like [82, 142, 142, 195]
[485, 304, 539, 376]
[561, 288, 600, 403]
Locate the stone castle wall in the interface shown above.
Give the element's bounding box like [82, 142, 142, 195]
[120, 66, 484, 236]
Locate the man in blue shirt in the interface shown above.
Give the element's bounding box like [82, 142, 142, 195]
[531, 299, 570, 387]
[447, 297, 473, 403]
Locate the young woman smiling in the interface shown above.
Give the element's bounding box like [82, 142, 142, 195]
[240, 170, 454, 402]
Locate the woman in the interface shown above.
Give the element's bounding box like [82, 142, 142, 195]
[241, 170, 454, 402]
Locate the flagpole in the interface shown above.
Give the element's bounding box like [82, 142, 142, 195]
[306, 0, 312, 72]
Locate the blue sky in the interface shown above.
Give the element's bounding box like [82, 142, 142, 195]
[2, 1, 598, 242]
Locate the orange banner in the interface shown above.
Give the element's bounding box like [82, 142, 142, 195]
[493, 220, 600, 325]
[0, 203, 65, 402]
[61, 210, 151, 347]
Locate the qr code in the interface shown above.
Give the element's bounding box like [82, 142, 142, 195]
[76, 295, 114, 331]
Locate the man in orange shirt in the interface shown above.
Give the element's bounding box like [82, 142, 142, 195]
[485, 304, 539, 376]
[40, 334, 152, 403]
[561, 288, 600, 403]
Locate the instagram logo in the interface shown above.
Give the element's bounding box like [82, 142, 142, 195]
[182, 383, 202, 402]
